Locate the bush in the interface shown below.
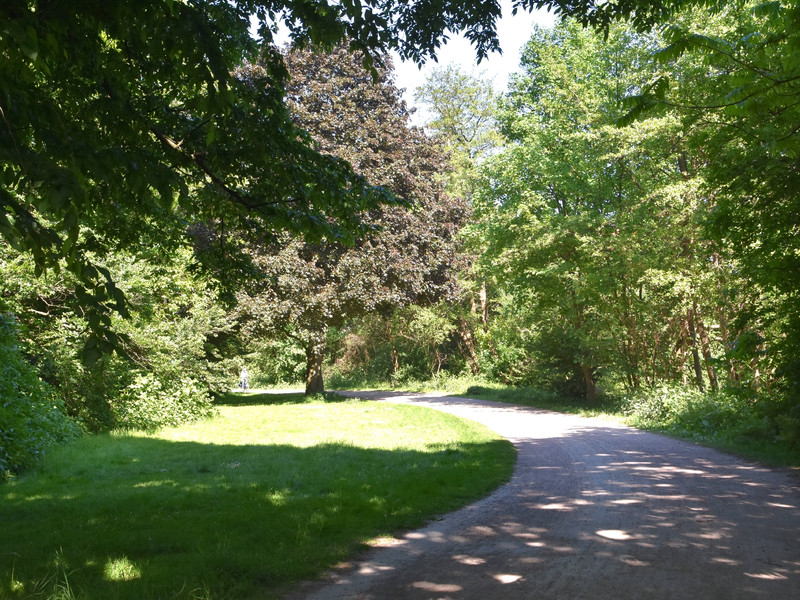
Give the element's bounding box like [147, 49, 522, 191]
[246, 337, 306, 388]
[620, 384, 773, 444]
[0, 315, 81, 480]
[112, 373, 215, 431]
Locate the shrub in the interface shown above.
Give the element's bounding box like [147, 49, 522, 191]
[112, 373, 215, 431]
[0, 315, 81, 480]
[247, 337, 306, 388]
[620, 384, 773, 444]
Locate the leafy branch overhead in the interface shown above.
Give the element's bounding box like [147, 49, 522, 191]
[0, 0, 765, 364]
[0, 0, 548, 358]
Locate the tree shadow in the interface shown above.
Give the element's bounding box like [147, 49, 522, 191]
[287, 396, 800, 599]
[216, 390, 357, 407]
[0, 432, 509, 600]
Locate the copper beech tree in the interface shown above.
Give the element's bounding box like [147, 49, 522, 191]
[235, 45, 468, 394]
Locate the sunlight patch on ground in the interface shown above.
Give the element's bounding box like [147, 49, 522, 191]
[596, 529, 634, 541]
[493, 573, 523, 583]
[412, 581, 462, 592]
[367, 536, 405, 548]
[454, 555, 486, 566]
[104, 557, 141, 582]
[357, 564, 395, 575]
[745, 571, 788, 580]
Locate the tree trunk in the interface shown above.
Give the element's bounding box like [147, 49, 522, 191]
[458, 318, 481, 375]
[582, 363, 597, 402]
[712, 252, 739, 382]
[694, 301, 718, 392]
[687, 310, 705, 392]
[674, 317, 689, 384]
[304, 332, 327, 395]
[432, 349, 444, 377]
[384, 318, 400, 378]
[479, 281, 489, 325]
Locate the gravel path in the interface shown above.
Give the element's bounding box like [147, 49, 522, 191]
[286, 391, 800, 599]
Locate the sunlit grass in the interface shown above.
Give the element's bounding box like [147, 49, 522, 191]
[1, 393, 515, 599]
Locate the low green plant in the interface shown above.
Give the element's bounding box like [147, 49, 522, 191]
[26, 549, 80, 600]
[452, 379, 616, 419]
[619, 384, 773, 443]
[113, 373, 215, 431]
[1, 394, 515, 599]
[452, 378, 798, 467]
[0, 315, 81, 481]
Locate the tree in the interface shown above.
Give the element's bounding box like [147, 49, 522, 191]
[235, 44, 467, 394]
[471, 19, 751, 398]
[0, 313, 80, 480]
[0, 239, 232, 430]
[0, 1, 392, 359]
[1, 0, 708, 357]
[415, 66, 501, 200]
[631, 1, 800, 395]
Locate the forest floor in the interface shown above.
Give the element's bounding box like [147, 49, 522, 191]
[286, 391, 800, 600]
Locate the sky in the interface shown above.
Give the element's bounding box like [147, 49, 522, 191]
[265, 2, 557, 123]
[391, 2, 556, 122]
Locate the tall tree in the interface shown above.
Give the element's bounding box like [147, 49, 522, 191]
[623, 0, 800, 394]
[415, 65, 501, 200]
[414, 66, 504, 376]
[0, 0, 703, 359]
[236, 45, 467, 394]
[472, 20, 744, 398]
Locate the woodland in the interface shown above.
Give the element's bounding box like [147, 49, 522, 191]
[2, 0, 800, 479]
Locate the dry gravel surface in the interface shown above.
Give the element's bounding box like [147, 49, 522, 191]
[285, 391, 800, 600]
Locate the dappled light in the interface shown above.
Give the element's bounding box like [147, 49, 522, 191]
[291, 392, 800, 599]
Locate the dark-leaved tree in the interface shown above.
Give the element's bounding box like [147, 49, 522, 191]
[235, 44, 468, 394]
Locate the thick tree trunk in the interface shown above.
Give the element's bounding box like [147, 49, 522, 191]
[304, 333, 326, 395]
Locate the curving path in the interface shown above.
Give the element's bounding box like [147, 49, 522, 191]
[286, 391, 800, 599]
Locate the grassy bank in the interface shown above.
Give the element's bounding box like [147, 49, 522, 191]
[1, 392, 515, 599]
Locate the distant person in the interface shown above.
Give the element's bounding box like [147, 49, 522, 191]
[240, 367, 249, 391]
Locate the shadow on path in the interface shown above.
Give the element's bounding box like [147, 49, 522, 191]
[286, 391, 800, 600]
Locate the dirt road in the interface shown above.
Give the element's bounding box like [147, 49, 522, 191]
[287, 391, 800, 599]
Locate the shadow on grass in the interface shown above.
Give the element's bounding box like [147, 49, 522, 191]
[215, 390, 355, 407]
[1, 434, 512, 600]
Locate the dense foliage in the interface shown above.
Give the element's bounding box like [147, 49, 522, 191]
[641, 1, 800, 401]
[235, 45, 467, 393]
[1, 242, 223, 433]
[0, 314, 79, 480]
[4, 0, 800, 476]
[335, 3, 800, 454]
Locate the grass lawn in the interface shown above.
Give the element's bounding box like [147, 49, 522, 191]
[1, 392, 515, 600]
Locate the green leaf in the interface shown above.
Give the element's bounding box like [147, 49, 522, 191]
[206, 122, 217, 146]
[21, 26, 39, 61]
[81, 335, 103, 366]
